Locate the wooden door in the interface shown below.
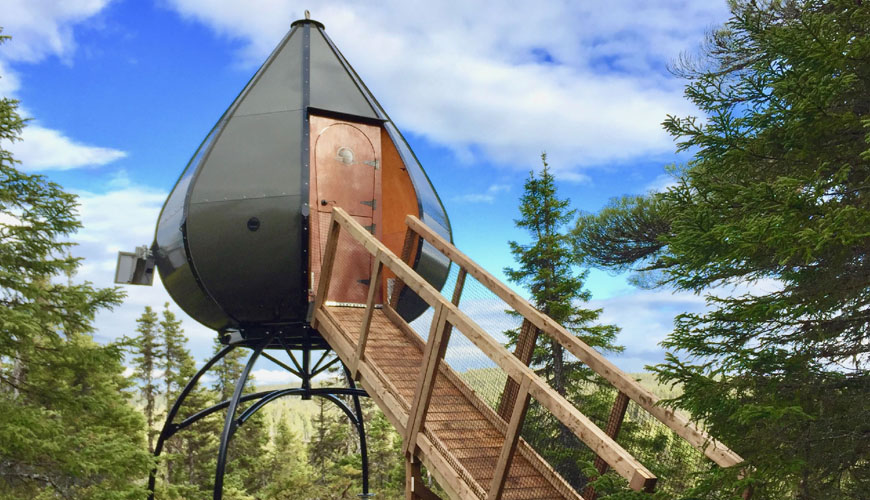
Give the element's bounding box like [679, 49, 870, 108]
[309, 115, 382, 304]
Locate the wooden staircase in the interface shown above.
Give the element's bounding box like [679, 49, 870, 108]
[312, 208, 743, 500]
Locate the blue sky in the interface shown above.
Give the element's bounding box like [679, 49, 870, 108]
[1, 0, 732, 379]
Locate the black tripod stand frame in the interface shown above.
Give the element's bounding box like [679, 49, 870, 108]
[147, 337, 371, 500]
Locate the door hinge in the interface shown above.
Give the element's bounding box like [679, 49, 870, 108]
[360, 199, 376, 210]
[363, 223, 376, 234]
[363, 160, 379, 169]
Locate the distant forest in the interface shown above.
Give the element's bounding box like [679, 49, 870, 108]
[128, 304, 410, 500]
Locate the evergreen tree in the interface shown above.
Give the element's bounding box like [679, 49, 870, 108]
[506, 154, 621, 395]
[154, 306, 221, 495]
[133, 305, 161, 452]
[308, 395, 347, 472]
[213, 337, 247, 401]
[362, 400, 404, 498]
[175, 360, 218, 493]
[160, 303, 187, 410]
[259, 414, 316, 499]
[504, 154, 621, 488]
[0, 30, 151, 497]
[573, 1, 870, 498]
[308, 394, 359, 499]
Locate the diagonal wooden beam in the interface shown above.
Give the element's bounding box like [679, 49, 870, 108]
[583, 391, 631, 500]
[311, 217, 342, 329]
[497, 319, 539, 420]
[487, 377, 532, 500]
[391, 225, 419, 308]
[352, 254, 384, 379]
[406, 455, 442, 500]
[403, 303, 449, 456]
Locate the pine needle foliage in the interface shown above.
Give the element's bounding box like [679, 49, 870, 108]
[574, 2, 870, 498]
[0, 30, 151, 498]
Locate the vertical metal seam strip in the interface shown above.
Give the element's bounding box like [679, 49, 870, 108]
[301, 22, 312, 313]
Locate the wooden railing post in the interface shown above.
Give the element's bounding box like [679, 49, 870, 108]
[451, 268, 467, 306]
[582, 391, 631, 499]
[352, 254, 384, 380]
[403, 303, 449, 456]
[310, 218, 342, 330]
[497, 319, 539, 420]
[391, 225, 418, 308]
[487, 377, 532, 500]
[405, 455, 441, 500]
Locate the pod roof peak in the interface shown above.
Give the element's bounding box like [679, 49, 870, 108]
[290, 17, 324, 30]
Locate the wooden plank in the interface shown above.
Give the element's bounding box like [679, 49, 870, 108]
[487, 377, 532, 500]
[310, 218, 342, 329]
[498, 319, 539, 420]
[445, 308, 657, 491]
[391, 225, 418, 308]
[352, 255, 384, 379]
[404, 303, 449, 455]
[451, 267, 467, 306]
[583, 391, 631, 500]
[332, 307, 579, 499]
[416, 433, 485, 500]
[314, 308, 409, 433]
[406, 456, 442, 500]
[390, 304, 583, 500]
[405, 214, 743, 468]
[529, 379, 657, 492]
[597, 392, 630, 474]
[322, 214, 660, 495]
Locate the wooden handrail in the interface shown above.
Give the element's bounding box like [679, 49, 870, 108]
[404, 214, 744, 468]
[444, 308, 656, 491]
[319, 208, 656, 491]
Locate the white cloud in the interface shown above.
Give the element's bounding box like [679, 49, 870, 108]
[7, 125, 127, 171]
[644, 172, 678, 193]
[0, 0, 127, 172]
[0, 211, 21, 226]
[591, 289, 706, 372]
[590, 277, 785, 372]
[163, 0, 729, 176]
[0, 61, 20, 96]
[452, 183, 510, 204]
[69, 182, 218, 360]
[0, 0, 113, 64]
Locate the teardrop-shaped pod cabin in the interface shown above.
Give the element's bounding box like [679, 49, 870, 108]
[153, 19, 451, 344]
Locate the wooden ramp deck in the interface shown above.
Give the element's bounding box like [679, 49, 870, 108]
[318, 305, 579, 499]
[312, 208, 744, 500]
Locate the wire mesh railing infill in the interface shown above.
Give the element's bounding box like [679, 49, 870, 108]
[312, 208, 744, 500]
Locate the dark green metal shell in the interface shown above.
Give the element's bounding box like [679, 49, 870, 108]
[153, 20, 451, 337]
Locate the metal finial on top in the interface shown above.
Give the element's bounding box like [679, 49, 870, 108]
[305, 10, 310, 20]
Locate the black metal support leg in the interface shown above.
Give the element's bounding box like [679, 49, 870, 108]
[148, 344, 236, 500]
[148, 339, 372, 500]
[214, 333, 276, 499]
[345, 365, 372, 498]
